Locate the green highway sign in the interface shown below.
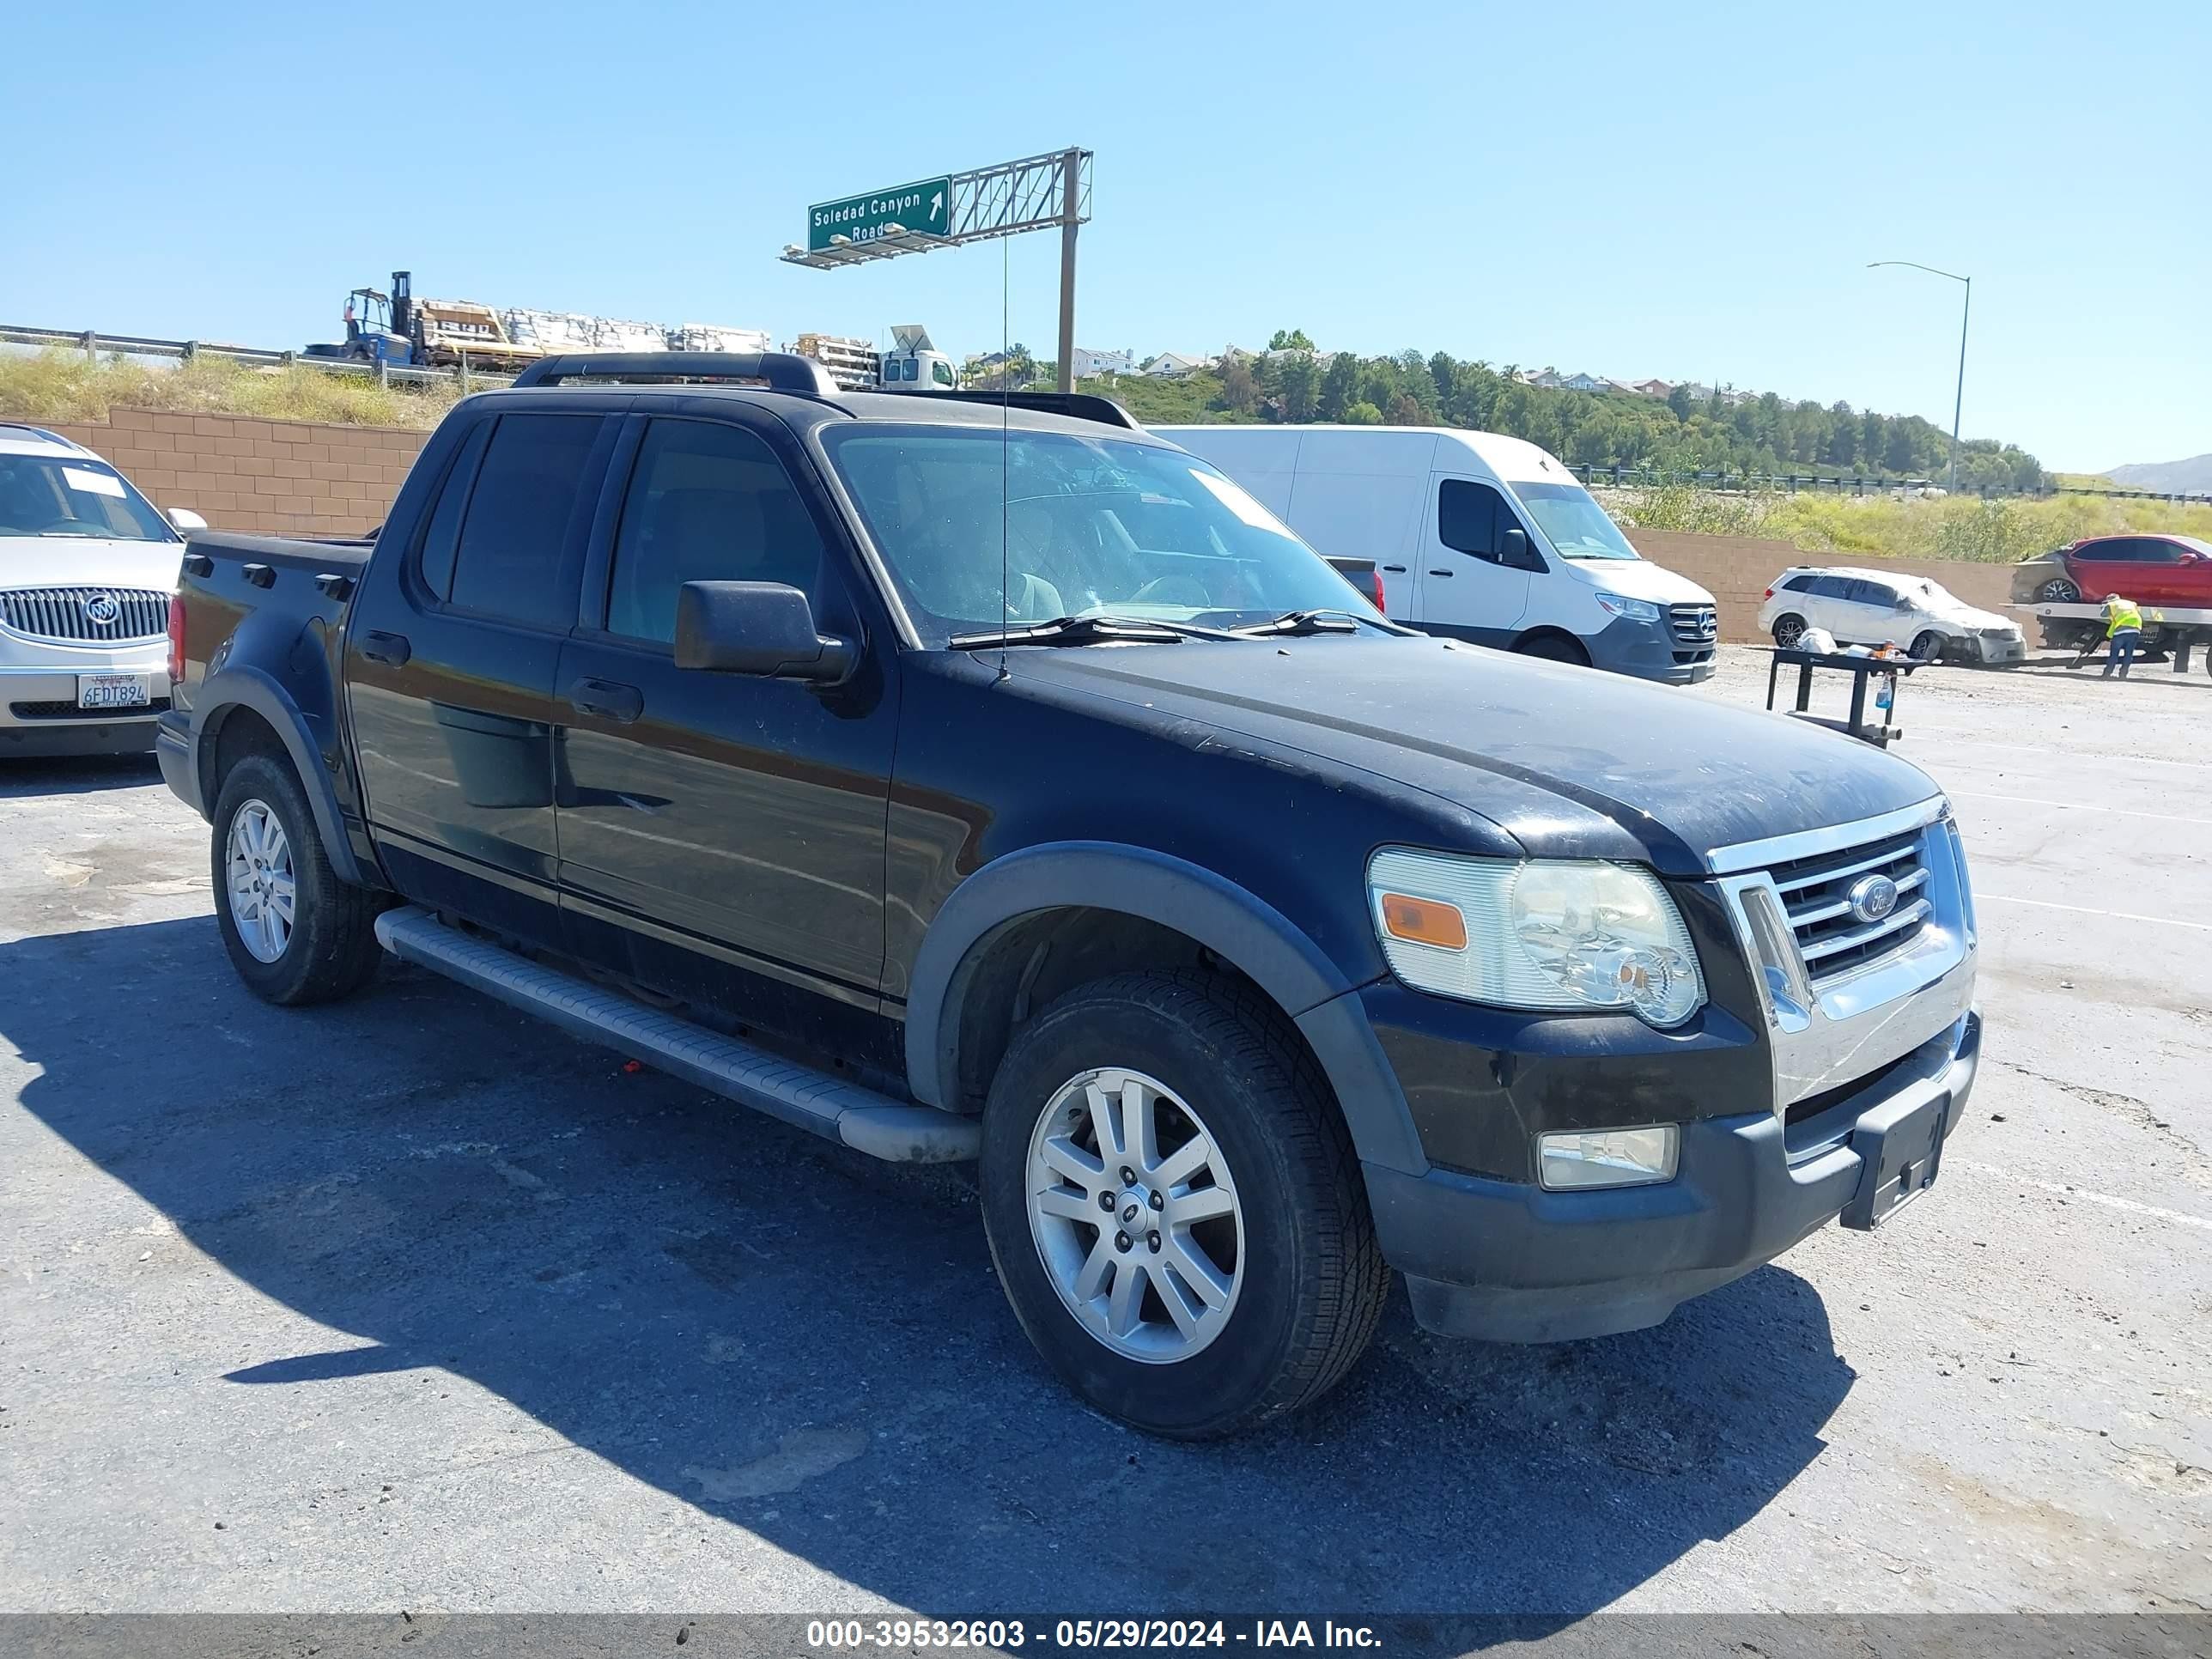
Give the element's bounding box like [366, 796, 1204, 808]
[807, 177, 952, 252]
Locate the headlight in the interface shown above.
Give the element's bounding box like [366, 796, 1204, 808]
[1369, 849, 1705, 1027]
[1593, 591, 1661, 623]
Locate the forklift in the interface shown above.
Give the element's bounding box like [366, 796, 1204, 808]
[304, 271, 418, 367]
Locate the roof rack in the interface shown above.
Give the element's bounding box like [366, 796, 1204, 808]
[510, 351, 841, 396]
[871, 388, 1144, 432]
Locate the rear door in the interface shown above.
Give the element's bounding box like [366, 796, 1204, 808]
[1416, 475, 1534, 643]
[347, 404, 620, 948]
[1822, 575, 1892, 643]
[553, 407, 896, 1032]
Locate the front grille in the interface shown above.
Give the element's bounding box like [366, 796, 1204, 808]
[1668, 603, 1718, 647]
[0, 586, 169, 644]
[9, 698, 170, 721]
[1765, 825, 1931, 983]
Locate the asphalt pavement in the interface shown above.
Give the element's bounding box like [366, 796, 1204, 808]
[2, 645, 2206, 1617]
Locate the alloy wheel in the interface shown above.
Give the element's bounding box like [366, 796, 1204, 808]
[224, 799, 296, 963]
[1024, 1067, 1244, 1363]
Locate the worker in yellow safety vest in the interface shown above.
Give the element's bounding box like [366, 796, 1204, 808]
[2101, 593, 2143, 678]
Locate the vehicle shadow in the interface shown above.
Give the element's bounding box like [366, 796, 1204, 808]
[0, 751, 162, 798]
[5, 915, 1856, 1614]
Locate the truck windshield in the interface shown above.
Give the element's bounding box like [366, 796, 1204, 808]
[0, 454, 177, 544]
[1510, 480, 1640, 561]
[822, 426, 1364, 644]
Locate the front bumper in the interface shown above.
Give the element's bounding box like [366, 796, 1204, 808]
[1370, 1010, 1979, 1342]
[0, 659, 167, 757]
[1585, 613, 1716, 684]
[1975, 634, 2027, 665]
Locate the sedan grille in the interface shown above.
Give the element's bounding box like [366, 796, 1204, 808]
[0, 586, 169, 644]
[1765, 825, 1931, 983]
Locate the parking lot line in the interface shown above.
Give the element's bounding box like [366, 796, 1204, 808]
[1978, 892, 2212, 931]
[1949, 789, 2212, 827]
[1913, 731, 2212, 770]
[1954, 1160, 2212, 1232]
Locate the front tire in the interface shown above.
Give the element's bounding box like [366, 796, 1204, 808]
[211, 753, 384, 1005]
[2037, 576, 2081, 604]
[1514, 632, 1590, 666]
[978, 970, 1387, 1438]
[1910, 629, 1944, 661]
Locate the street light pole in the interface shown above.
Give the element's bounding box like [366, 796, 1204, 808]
[1869, 260, 1971, 493]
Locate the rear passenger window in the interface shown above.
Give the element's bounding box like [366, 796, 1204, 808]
[447, 414, 603, 629]
[416, 420, 491, 600]
[1437, 480, 1504, 558]
[605, 419, 830, 646]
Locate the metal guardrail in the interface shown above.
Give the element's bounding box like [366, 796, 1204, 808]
[1567, 462, 2212, 506]
[1, 324, 514, 391]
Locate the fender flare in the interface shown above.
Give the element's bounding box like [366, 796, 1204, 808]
[903, 841, 1427, 1174]
[194, 666, 365, 887]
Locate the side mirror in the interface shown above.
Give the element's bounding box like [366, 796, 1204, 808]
[168, 507, 209, 532]
[1498, 526, 1541, 571]
[674, 580, 856, 683]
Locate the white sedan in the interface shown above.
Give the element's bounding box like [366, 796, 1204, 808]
[1757, 565, 2027, 665]
[1, 423, 204, 758]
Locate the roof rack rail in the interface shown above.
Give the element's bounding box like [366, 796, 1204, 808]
[510, 351, 841, 396]
[872, 388, 1144, 432]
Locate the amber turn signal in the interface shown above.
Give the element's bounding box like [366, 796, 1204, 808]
[1378, 892, 1468, 951]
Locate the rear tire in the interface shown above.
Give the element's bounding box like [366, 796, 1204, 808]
[1771, 613, 1808, 648]
[210, 753, 385, 1006]
[978, 969, 1388, 1438]
[1514, 632, 1590, 666]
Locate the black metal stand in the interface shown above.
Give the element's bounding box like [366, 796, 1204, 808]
[1765, 648, 1925, 747]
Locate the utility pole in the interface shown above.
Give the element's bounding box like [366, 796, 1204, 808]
[1869, 260, 1972, 492]
[1057, 147, 1080, 392]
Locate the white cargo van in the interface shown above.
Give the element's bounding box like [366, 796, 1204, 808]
[1156, 426, 1718, 684]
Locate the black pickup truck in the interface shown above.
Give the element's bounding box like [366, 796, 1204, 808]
[160, 353, 1981, 1437]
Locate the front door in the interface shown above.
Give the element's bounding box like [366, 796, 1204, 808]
[347, 405, 617, 949]
[1416, 475, 1534, 645]
[553, 410, 897, 1041]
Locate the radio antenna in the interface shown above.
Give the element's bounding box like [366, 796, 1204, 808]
[998, 230, 1011, 682]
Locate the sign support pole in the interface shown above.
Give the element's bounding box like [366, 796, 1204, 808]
[1056, 148, 1080, 393]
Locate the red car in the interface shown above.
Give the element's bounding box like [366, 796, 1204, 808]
[2022, 533, 2212, 608]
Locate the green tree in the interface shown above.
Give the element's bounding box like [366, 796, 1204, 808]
[1267, 327, 1315, 351]
[1277, 352, 1320, 422]
[1217, 356, 1258, 416]
[1318, 352, 1357, 422]
[1341, 399, 1383, 424]
[1666, 384, 1695, 421]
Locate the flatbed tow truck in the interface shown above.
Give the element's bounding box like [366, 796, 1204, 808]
[2030, 602, 2212, 675]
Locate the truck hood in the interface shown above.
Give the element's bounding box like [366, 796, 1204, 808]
[0, 536, 185, 592]
[1008, 635, 1938, 874]
[1557, 554, 1713, 606]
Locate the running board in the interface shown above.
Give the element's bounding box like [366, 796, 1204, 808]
[372, 906, 978, 1164]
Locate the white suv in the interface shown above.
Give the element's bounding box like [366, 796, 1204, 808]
[1759, 565, 2027, 666]
[1, 424, 202, 758]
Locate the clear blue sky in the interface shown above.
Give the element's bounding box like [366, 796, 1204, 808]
[7, 1, 2204, 472]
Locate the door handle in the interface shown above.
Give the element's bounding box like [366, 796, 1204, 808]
[568, 678, 643, 723]
[360, 630, 411, 665]
[1428, 568, 1453, 578]
[1382, 564, 1408, 574]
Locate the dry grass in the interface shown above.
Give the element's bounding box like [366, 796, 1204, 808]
[0, 347, 468, 430]
[1603, 483, 2212, 564]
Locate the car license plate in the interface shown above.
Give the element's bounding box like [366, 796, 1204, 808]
[1841, 1093, 1947, 1230]
[76, 674, 152, 711]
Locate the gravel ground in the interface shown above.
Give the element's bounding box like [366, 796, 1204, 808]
[1, 645, 2206, 1618]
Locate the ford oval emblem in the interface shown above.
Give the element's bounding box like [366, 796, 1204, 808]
[1846, 873, 1899, 925]
[83, 592, 122, 626]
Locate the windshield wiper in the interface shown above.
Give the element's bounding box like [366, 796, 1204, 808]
[1229, 608, 1364, 638]
[950, 614, 1219, 649]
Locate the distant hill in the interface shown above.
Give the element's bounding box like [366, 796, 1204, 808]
[2105, 453, 2212, 494]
